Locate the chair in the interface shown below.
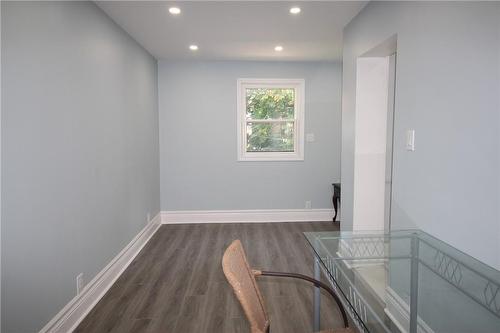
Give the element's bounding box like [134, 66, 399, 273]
[222, 239, 356, 333]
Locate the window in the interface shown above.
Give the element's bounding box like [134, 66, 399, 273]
[237, 79, 305, 161]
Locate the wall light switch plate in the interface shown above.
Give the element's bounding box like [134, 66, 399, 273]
[406, 129, 415, 151]
[306, 133, 315, 142]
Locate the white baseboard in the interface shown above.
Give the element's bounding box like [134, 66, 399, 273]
[161, 209, 334, 224]
[39, 213, 162, 333]
[384, 287, 434, 333]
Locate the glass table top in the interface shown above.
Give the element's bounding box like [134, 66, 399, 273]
[304, 230, 500, 333]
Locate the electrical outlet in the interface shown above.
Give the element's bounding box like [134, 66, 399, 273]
[306, 133, 315, 142]
[76, 273, 84, 295]
[147, 212, 151, 223]
[305, 201, 312, 209]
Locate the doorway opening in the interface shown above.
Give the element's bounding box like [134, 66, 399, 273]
[352, 35, 397, 232]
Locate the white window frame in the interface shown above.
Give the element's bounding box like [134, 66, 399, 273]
[237, 78, 305, 161]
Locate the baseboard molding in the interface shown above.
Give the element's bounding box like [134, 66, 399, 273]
[384, 287, 435, 333]
[161, 209, 334, 224]
[39, 213, 162, 333]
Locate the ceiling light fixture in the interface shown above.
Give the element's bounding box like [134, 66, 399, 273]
[274, 45, 283, 52]
[290, 7, 301, 14]
[189, 45, 199, 51]
[169, 7, 181, 15]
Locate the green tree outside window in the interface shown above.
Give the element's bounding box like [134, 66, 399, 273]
[245, 88, 295, 152]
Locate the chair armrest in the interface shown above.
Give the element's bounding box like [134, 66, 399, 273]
[256, 270, 349, 328]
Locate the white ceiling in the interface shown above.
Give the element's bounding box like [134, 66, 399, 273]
[96, 1, 367, 61]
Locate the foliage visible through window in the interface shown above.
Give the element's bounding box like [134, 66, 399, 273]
[237, 79, 304, 161]
[245, 88, 295, 152]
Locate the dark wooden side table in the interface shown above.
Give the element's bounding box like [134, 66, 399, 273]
[332, 183, 341, 222]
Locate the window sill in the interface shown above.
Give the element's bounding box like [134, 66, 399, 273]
[237, 152, 304, 162]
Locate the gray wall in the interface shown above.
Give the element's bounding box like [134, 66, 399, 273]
[159, 61, 341, 211]
[1, 2, 160, 332]
[341, 2, 500, 268]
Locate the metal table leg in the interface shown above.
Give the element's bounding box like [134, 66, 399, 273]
[409, 234, 419, 333]
[314, 256, 321, 331]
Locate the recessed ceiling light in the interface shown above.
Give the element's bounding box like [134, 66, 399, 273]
[274, 45, 283, 52]
[290, 7, 301, 14]
[169, 7, 181, 15]
[189, 45, 199, 51]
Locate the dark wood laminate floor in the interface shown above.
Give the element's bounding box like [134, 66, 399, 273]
[75, 222, 344, 333]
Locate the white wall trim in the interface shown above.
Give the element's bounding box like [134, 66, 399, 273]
[384, 287, 435, 333]
[39, 213, 162, 333]
[161, 209, 333, 224]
